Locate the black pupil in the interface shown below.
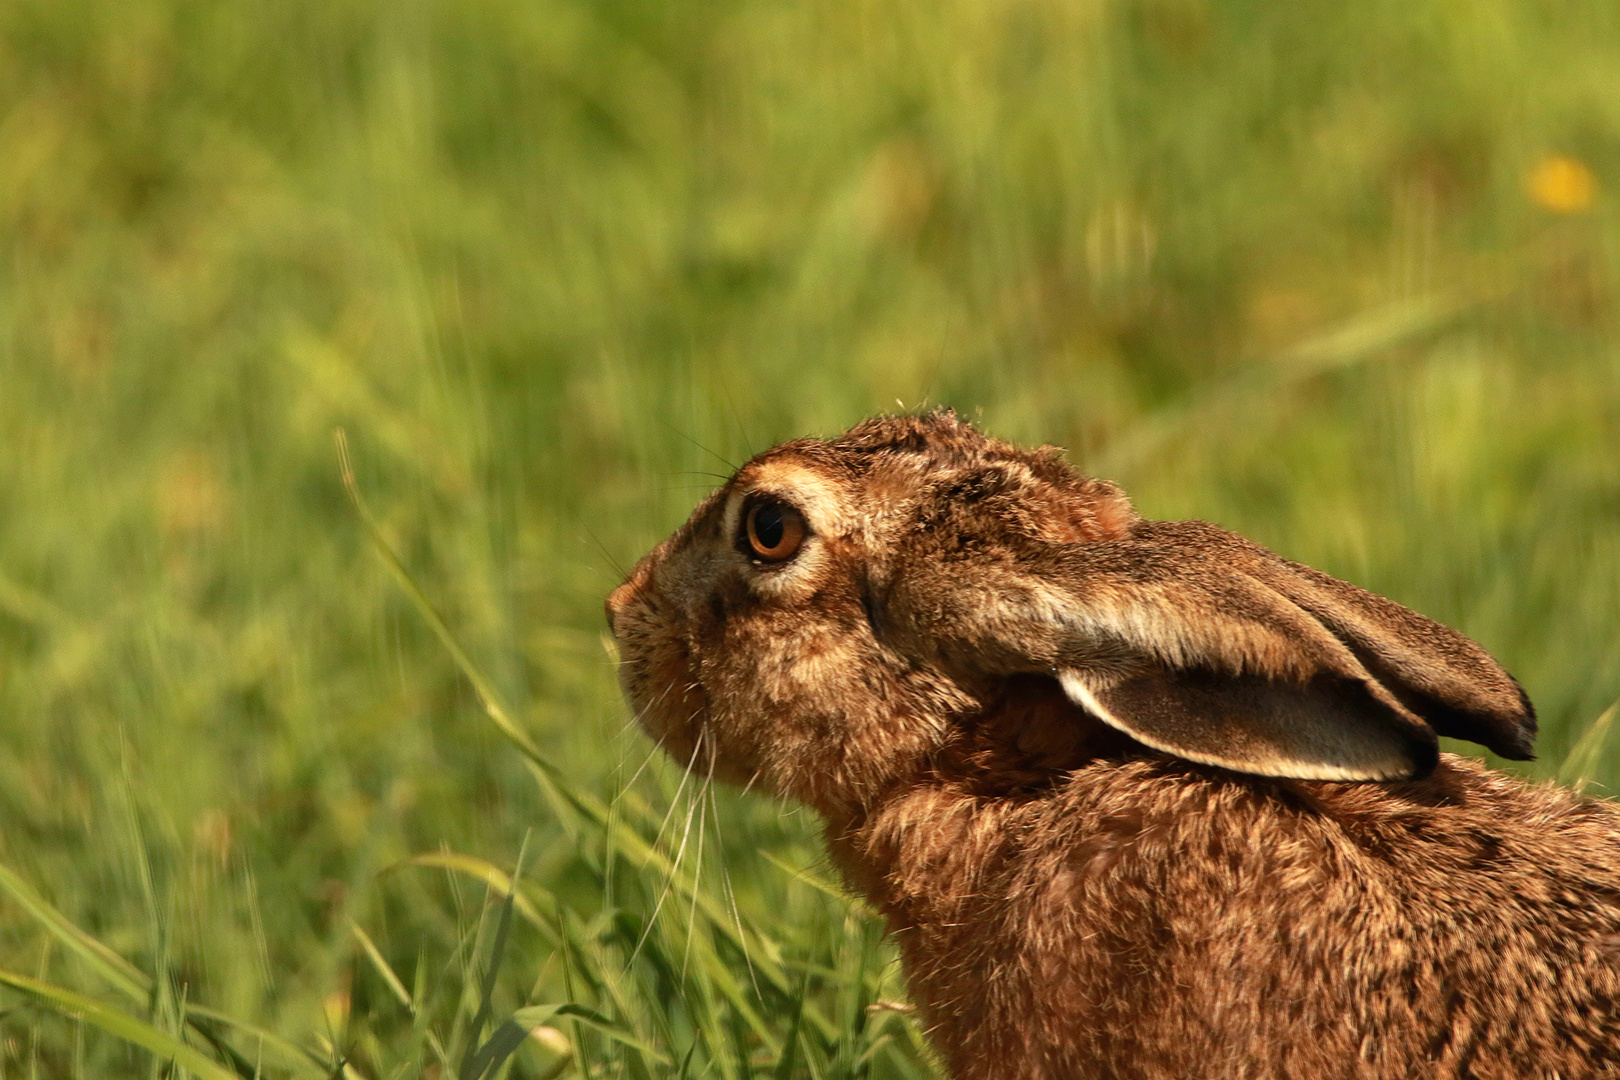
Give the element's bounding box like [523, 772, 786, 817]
[753, 505, 785, 549]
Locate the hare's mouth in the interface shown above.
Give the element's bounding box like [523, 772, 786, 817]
[619, 634, 703, 731]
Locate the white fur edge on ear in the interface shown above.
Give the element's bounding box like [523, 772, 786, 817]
[1056, 670, 1421, 782]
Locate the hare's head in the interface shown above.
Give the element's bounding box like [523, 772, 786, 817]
[607, 411, 1535, 819]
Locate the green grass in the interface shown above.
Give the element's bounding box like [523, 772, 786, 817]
[1, 0, 1618, 1075]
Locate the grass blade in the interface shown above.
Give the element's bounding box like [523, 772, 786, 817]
[458, 837, 531, 1080]
[771, 984, 807, 1080]
[393, 853, 558, 942]
[1560, 702, 1619, 794]
[0, 967, 240, 1080]
[336, 429, 543, 762]
[351, 923, 415, 1014]
[461, 1003, 668, 1080]
[0, 858, 328, 1077]
[0, 862, 148, 1002]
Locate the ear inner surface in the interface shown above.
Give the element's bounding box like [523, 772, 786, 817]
[1129, 521, 1537, 760]
[1058, 667, 1440, 781]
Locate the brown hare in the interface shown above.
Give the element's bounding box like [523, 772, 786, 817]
[606, 410, 1620, 1080]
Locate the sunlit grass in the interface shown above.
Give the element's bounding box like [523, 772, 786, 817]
[0, 0, 1617, 1074]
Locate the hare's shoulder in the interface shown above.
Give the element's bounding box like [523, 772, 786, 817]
[853, 754, 1620, 924]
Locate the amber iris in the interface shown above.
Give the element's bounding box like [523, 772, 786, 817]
[745, 501, 807, 562]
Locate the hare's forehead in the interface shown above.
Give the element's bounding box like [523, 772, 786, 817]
[722, 457, 913, 541]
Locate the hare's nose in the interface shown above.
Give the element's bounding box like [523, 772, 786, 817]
[605, 579, 639, 636]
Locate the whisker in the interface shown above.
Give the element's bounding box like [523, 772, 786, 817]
[656, 418, 739, 472]
[722, 385, 757, 459]
[648, 718, 705, 855]
[609, 682, 668, 751]
[706, 772, 762, 999]
[629, 720, 708, 962]
[679, 781, 709, 980]
[616, 726, 668, 792]
[580, 522, 628, 580]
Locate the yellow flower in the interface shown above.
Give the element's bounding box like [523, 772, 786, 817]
[1527, 155, 1597, 213]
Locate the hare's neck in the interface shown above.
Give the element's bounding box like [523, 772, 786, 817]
[822, 753, 1191, 928]
[823, 781, 1042, 926]
[821, 726, 1144, 914]
[817, 673, 1150, 914]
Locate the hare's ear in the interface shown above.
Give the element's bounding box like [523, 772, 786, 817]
[1060, 666, 1439, 781]
[1033, 522, 1535, 782]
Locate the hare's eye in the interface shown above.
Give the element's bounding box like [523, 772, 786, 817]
[744, 501, 807, 563]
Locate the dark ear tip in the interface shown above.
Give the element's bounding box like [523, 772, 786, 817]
[1494, 684, 1538, 760]
[1456, 710, 1536, 761]
[1405, 734, 1441, 780]
[1494, 737, 1537, 762]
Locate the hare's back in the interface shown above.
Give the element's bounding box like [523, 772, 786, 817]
[864, 754, 1620, 1080]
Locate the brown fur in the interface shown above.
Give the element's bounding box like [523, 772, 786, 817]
[607, 411, 1620, 1078]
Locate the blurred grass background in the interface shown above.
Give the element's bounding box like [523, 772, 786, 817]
[1, 0, 1618, 1075]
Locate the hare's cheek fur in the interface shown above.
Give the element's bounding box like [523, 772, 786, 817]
[612, 520, 956, 812]
[695, 585, 957, 814]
